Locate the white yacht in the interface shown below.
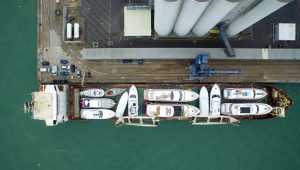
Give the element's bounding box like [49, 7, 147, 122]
[210, 84, 221, 116]
[81, 109, 115, 119]
[80, 89, 105, 97]
[116, 92, 128, 118]
[144, 89, 199, 102]
[128, 85, 138, 117]
[146, 104, 200, 118]
[104, 88, 127, 97]
[199, 86, 209, 116]
[223, 88, 267, 100]
[80, 98, 116, 109]
[221, 103, 273, 116]
[30, 85, 68, 126]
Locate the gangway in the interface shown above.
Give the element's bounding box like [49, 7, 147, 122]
[191, 116, 241, 126]
[114, 115, 241, 127]
[115, 116, 159, 127]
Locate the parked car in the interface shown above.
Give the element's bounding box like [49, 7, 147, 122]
[60, 59, 68, 64]
[55, 9, 61, 16]
[76, 70, 81, 78]
[40, 67, 51, 72]
[41, 61, 50, 66]
[70, 64, 76, 73]
[61, 65, 70, 69]
[60, 72, 69, 76]
[51, 66, 58, 76]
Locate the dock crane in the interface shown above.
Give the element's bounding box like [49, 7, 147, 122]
[189, 53, 244, 80]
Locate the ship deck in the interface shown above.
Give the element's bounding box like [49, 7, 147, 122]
[67, 83, 292, 122]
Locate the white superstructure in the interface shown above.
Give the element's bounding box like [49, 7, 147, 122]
[31, 85, 68, 126]
[174, 0, 211, 36]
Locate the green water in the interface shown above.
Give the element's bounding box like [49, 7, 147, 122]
[1, 1, 300, 170]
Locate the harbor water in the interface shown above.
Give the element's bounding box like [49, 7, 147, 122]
[0, 1, 300, 170]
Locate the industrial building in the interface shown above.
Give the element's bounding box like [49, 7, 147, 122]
[77, 0, 299, 48]
[79, 0, 298, 59]
[37, 0, 300, 84]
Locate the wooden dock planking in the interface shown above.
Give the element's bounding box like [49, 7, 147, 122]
[38, 56, 300, 83]
[69, 59, 300, 83]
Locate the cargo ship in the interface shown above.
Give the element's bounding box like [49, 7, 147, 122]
[24, 83, 292, 127]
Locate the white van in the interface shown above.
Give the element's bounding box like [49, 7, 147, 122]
[40, 67, 51, 72]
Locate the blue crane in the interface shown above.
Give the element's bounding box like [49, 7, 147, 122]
[189, 53, 244, 80]
[217, 23, 236, 57]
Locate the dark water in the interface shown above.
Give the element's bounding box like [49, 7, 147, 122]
[1, 1, 300, 170]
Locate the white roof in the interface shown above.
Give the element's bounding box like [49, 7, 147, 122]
[124, 7, 151, 36]
[277, 23, 296, 41]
